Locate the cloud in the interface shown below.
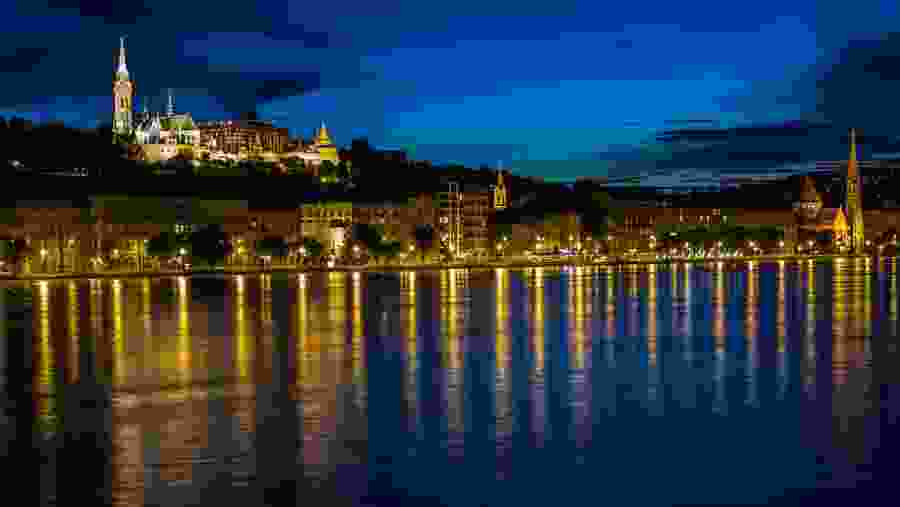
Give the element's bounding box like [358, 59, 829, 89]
[0, 46, 51, 73]
[813, 32, 900, 132]
[38, 0, 155, 25]
[2, 4, 366, 117]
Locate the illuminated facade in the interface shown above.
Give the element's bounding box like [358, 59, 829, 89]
[196, 118, 289, 162]
[493, 169, 508, 210]
[846, 128, 866, 252]
[133, 91, 198, 162]
[112, 37, 133, 138]
[280, 122, 341, 171]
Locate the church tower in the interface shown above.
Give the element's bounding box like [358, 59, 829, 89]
[846, 128, 865, 253]
[113, 36, 134, 138]
[314, 121, 339, 165]
[493, 165, 508, 210]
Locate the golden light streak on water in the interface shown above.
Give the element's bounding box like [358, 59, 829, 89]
[864, 257, 872, 338]
[36, 280, 56, 436]
[175, 276, 190, 397]
[745, 264, 758, 407]
[444, 269, 463, 437]
[833, 259, 849, 387]
[534, 267, 545, 372]
[495, 268, 512, 447]
[235, 275, 250, 384]
[112, 279, 125, 388]
[713, 262, 726, 352]
[646, 264, 660, 413]
[891, 258, 898, 336]
[647, 263, 657, 369]
[446, 269, 461, 371]
[89, 278, 103, 365]
[496, 268, 509, 374]
[405, 271, 418, 432]
[606, 266, 615, 339]
[683, 263, 692, 339]
[261, 272, 272, 332]
[573, 266, 585, 371]
[776, 261, 787, 400]
[804, 260, 816, 398]
[532, 267, 545, 447]
[68, 280, 79, 383]
[349, 273, 364, 390]
[327, 272, 345, 348]
[777, 261, 786, 352]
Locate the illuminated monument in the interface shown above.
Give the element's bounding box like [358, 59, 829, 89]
[846, 128, 865, 253]
[112, 36, 133, 138]
[493, 166, 508, 210]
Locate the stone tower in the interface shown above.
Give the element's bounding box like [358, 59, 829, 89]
[113, 36, 133, 138]
[846, 128, 865, 253]
[493, 164, 508, 210]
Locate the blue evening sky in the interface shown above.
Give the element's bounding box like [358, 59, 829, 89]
[3, 1, 900, 181]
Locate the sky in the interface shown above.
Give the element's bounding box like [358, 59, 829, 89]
[4, 0, 900, 183]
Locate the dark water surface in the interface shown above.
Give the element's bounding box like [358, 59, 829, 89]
[5, 260, 900, 506]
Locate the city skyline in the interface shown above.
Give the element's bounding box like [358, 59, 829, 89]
[3, 1, 900, 182]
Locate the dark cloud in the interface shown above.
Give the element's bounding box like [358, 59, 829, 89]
[38, 0, 155, 25]
[0, 47, 51, 73]
[663, 119, 718, 126]
[814, 32, 900, 133]
[656, 120, 833, 144]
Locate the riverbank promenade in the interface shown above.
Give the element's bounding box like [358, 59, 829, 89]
[0, 253, 882, 282]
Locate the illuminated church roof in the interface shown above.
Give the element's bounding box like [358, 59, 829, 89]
[798, 176, 822, 205]
[315, 121, 334, 146]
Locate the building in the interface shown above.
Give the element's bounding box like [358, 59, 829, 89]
[133, 90, 198, 162]
[435, 183, 492, 256]
[112, 37, 133, 138]
[196, 117, 289, 162]
[299, 201, 352, 254]
[846, 128, 865, 252]
[493, 169, 508, 210]
[280, 122, 341, 173]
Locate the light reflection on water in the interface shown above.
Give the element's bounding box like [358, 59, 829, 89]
[12, 259, 897, 506]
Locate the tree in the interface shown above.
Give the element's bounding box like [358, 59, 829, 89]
[300, 236, 324, 259]
[146, 232, 179, 258]
[192, 224, 231, 267]
[353, 223, 384, 251]
[413, 224, 436, 262]
[255, 236, 289, 259]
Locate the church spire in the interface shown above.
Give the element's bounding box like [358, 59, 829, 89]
[494, 161, 508, 210]
[846, 127, 865, 253]
[167, 88, 174, 116]
[116, 36, 129, 81]
[317, 121, 333, 145]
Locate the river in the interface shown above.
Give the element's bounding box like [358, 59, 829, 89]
[4, 259, 900, 506]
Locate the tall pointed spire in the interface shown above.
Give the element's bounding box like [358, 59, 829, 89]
[317, 120, 332, 145]
[494, 160, 508, 210]
[166, 88, 174, 116]
[846, 127, 865, 253]
[116, 35, 129, 80]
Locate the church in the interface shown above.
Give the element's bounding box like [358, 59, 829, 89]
[112, 37, 339, 166]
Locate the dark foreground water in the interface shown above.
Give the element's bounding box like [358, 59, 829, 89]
[4, 260, 900, 506]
